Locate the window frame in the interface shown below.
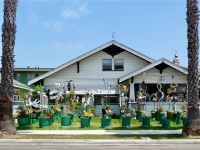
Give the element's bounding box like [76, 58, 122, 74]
[102, 59, 112, 71]
[114, 59, 124, 71]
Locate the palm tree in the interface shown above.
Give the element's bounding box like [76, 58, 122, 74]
[0, 0, 18, 137]
[182, 0, 200, 137]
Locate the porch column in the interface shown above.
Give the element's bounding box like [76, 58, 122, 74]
[129, 83, 135, 102]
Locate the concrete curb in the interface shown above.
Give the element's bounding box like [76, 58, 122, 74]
[0, 139, 200, 145]
[17, 130, 182, 135]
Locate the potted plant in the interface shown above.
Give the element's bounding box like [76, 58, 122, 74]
[80, 111, 93, 128]
[46, 109, 54, 125]
[166, 110, 173, 120]
[121, 112, 131, 129]
[27, 108, 34, 126]
[151, 110, 156, 119]
[66, 101, 76, 122]
[105, 105, 114, 119]
[181, 104, 187, 114]
[180, 112, 187, 126]
[101, 114, 112, 128]
[60, 113, 71, 128]
[156, 106, 163, 121]
[162, 116, 171, 129]
[159, 111, 165, 124]
[39, 114, 50, 128]
[102, 104, 107, 117]
[16, 99, 31, 128]
[33, 109, 43, 122]
[172, 111, 177, 122]
[72, 100, 81, 119]
[135, 104, 143, 122]
[176, 109, 183, 125]
[141, 111, 151, 129]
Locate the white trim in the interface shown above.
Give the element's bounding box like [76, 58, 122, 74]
[28, 40, 155, 85]
[75, 90, 117, 95]
[13, 85, 34, 92]
[119, 58, 188, 83]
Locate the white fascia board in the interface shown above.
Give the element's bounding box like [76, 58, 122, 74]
[162, 59, 188, 75]
[14, 68, 54, 71]
[119, 59, 163, 83]
[119, 58, 188, 83]
[13, 85, 34, 92]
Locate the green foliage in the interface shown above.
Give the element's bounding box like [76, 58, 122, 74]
[33, 109, 43, 113]
[34, 85, 44, 92]
[66, 91, 76, 100]
[167, 110, 173, 119]
[157, 106, 163, 113]
[39, 114, 49, 118]
[17, 98, 33, 118]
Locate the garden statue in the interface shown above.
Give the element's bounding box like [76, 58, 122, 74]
[82, 89, 96, 112]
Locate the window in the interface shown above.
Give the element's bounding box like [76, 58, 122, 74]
[27, 73, 41, 81]
[114, 59, 124, 71]
[102, 59, 112, 71]
[13, 89, 20, 101]
[14, 73, 21, 81]
[94, 95, 118, 105]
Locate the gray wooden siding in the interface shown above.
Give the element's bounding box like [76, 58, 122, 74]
[133, 67, 187, 84]
[44, 51, 150, 92]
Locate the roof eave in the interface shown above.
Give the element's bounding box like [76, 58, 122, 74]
[119, 58, 188, 83]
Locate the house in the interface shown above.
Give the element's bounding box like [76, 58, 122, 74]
[0, 74, 34, 114]
[11, 67, 53, 88]
[0, 74, 34, 101]
[27, 40, 188, 115]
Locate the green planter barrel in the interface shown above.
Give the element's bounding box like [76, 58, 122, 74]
[35, 112, 41, 122]
[46, 114, 53, 126]
[101, 118, 112, 128]
[17, 117, 28, 129]
[71, 114, 75, 122]
[156, 112, 160, 121]
[122, 117, 131, 128]
[162, 119, 170, 129]
[137, 111, 142, 122]
[60, 106, 64, 116]
[27, 114, 33, 126]
[60, 116, 71, 128]
[182, 118, 187, 126]
[81, 117, 91, 128]
[107, 114, 113, 119]
[142, 117, 151, 129]
[159, 113, 165, 124]
[39, 118, 49, 128]
[176, 112, 182, 125]
[172, 113, 177, 122]
[151, 112, 156, 119]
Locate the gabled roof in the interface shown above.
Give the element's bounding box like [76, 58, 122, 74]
[13, 79, 34, 91]
[0, 68, 54, 72]
[28, 40, 155, 85]
[0, 75, 34, 91]
[119, 58, 188, 83]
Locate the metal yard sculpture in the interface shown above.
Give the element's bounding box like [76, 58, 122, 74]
[155, 83, 164, 110]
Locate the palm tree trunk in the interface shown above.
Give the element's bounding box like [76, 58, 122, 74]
[0, 0, 18, 137]
[182, 0, 200, 137]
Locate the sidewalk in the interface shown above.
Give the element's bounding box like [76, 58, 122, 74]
[17, 130, 182, 135]
[1, 130, 200, 145]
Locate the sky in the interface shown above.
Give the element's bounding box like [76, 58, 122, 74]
[0, 0, 198, 68]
